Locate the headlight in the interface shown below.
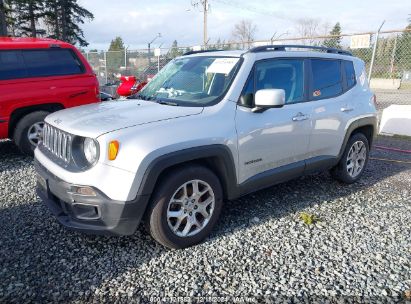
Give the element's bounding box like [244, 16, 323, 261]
[83, 138, 98, 164]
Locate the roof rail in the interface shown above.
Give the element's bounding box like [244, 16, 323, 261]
[248, 45, 352, 56]
[183, 49, 224, 56]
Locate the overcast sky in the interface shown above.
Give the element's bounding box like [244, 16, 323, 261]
[78, 0, 410, 50]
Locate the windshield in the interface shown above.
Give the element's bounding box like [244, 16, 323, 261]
[137, 56, 241, 106]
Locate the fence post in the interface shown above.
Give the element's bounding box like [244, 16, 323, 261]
[104, 51, 108, 85]
[389, 34, 398, 79]
[368, 20, 385, 83]
[124, 48, 127, 72]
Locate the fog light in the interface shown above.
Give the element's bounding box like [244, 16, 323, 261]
[72, 204, 100, 220]
[72, 186, 97, 196]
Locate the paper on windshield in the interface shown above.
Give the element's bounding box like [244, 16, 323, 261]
[206, 58, 239, 75]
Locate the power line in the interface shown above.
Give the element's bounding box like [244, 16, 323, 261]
[212, 0, 287, 19]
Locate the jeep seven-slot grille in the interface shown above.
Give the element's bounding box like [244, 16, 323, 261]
[42, 124, 72, 162]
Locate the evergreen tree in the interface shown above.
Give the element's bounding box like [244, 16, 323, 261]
[0, 0, 93, 44]
[169, 40, 182, 58]
[107, 36, 125, 78]
[1, 0, 19, 36]
[44, 0, 60, 38]
[395, 17, 411, 71]
[323, 22, 342, 49]
[108, 36, 125, 51]
[45, 0, 93, 46]
[13, 0, 46, 37]
[0, 0, 7, 36]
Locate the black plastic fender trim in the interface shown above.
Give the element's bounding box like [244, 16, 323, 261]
[135, 144, 238, 200]
[337, 116, 378, 160]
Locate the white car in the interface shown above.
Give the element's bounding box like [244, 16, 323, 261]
[35, 45, 378, 248]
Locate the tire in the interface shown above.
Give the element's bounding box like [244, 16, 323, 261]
[146, 165, 223, 249]
[331, 133, 370, 184]
[13, 111, 49, 156]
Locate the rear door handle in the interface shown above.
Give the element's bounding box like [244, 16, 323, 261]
[341, 107, 354, 112]
[292, 112, 309, 121]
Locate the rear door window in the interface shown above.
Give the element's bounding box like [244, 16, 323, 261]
[22, 49, 84, 78]
[0, 51, 28, 80]
[310, 59, 343, 99]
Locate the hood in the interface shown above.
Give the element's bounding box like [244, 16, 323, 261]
[45, 99, 203, 138]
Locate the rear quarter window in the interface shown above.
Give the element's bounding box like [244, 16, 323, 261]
[310, 59, 343, 99]
[343, 60, 356, 89]
[0, 49, 85, 80]
[22, 49, 84, 78]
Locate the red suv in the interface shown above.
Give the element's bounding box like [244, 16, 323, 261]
[0, 38, 100, 155]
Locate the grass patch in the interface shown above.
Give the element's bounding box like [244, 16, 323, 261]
[299, 212, 320, 225]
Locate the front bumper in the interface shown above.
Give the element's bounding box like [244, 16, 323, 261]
[35, 159, 150, 236]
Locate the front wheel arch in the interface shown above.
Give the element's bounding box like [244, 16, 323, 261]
[134, 145, 238, 202]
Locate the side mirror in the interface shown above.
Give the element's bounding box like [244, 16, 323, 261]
[253, 89, 285, 112]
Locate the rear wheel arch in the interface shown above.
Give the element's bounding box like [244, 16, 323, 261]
[331, 132, 370, 183]
[351, 125, 374, 147]
[8, 103, 64, 138]
[338, 117, 377, 159]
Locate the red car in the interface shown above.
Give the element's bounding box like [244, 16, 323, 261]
[117, 76, 147, 97]
[0, 37, 100, 155]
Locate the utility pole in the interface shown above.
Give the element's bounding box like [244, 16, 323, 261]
[147, 33, 161, 63]
[124, 45, 129, 72]
[203, 0, 207, 47]
[192, 0, 209, 48]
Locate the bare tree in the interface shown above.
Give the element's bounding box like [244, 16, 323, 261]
[232, 19, 257, 49]
[295, 18, 321, 45]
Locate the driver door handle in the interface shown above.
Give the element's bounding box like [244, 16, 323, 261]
[292, 112, 309, 122]
[341, 106, 354, 112]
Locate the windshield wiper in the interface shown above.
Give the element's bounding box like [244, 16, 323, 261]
[136, 94, 157, 102]
[136, 92, 177, 106]
[156, 100, 179, 106]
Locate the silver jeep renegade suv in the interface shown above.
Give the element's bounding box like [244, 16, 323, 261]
[35, 45, 377, 249]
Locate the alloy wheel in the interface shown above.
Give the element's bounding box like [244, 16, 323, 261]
[346, 140, 367, 178]
[27, 122, 44, 146]
[167, 179, 215, 237]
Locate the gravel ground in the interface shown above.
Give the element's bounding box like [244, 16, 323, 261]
[0, 137, 410, 303]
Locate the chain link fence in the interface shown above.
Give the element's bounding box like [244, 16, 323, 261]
[83, 29, 411, 110]
[84, 48, 186, 96]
